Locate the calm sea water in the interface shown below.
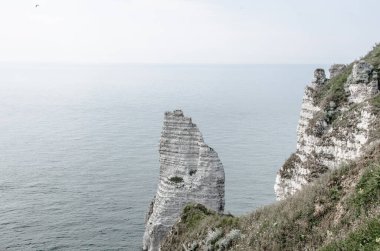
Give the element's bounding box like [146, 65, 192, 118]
[0, 63, 325, 250]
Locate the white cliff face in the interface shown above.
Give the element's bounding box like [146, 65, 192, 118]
[143, 110, 225, 251]
[275, 62, 379, 200]
[347, 60, 379, 104]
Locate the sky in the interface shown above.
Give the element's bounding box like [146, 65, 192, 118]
[1, 0, 380, 64]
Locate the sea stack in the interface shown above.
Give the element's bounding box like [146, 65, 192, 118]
[274, 62, 379, 200]
[143, 110, 225, 251]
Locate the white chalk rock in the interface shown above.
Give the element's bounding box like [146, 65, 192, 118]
[143, 110, 225, 251]
[275, 65, 378, 200]
[347, 60, 379, 103]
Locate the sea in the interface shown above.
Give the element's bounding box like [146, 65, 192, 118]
[0, 63, 326, 250]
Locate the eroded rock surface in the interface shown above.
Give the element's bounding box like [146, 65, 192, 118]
[143, 110, 225, 251]
[346, 60, 379, 103]
[275, 63, 379, 200]
[329, 64, 346, 78]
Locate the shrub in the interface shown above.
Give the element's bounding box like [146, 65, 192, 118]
[181, 204, 212, 229]
[279, 153, 300, 179]
[312, 66, 351, 109]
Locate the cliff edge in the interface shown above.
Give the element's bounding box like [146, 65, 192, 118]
[160, 44, 380, 251]
[275, 57, 379, 200]
[143, 110, 225, 251]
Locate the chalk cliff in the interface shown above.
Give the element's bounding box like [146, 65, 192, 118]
[160, 44, 380, 251]
[275, 61, 379, 200]
[143, 110, 225, 251]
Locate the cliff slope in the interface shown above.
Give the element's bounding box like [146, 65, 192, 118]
[160, 44, 380, 250]
[275, 50, 379, 199]
[143, 110, 225, 251]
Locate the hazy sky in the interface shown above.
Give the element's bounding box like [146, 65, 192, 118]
[1, 0, 379, 64]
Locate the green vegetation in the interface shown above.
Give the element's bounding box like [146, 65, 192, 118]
[180, 204, 239, 231]
[371, 93, 380, 114]
[351, 163, 380, 215]
[169, 176, 184, 183]
[313, 66, 352, 109]
[368, 94, 380, 142]
[321, 217, 380, 251]
[363, 43, 380, 69]
[161, 204, 240, 250]
[279, 153, 300, 179]
[239, 164, 351, 251]
[181, 204, 213, 228]
[306, 65, 352, 135]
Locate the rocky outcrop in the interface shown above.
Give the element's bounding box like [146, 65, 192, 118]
[346, 60, 379, 104]
[275, 62, 379, 200]
[329, 64, 346, 78]
[143, 110, 225, 251]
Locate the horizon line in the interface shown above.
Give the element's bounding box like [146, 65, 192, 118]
[0, 61, 333, 66]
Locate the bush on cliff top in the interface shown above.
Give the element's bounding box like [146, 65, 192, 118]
[161, 204, 240, 250]
[313, 65, 352, 109]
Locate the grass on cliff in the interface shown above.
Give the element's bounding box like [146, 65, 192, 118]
[240, 164, 352, 251]
[239, 145, 380, 251]
[371, 93, 380, 114]
[350, 163, 380, 216]
[321, 217, 380, 251]
[311, 62, 353, 110]
[180, 204, 239, 231]
[161, 204, 240, 250]
[363, 43, 380, 69]
[161, 145, 380, 251]
[307, 66, 352, 135]
[278, 153, 299, 179]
